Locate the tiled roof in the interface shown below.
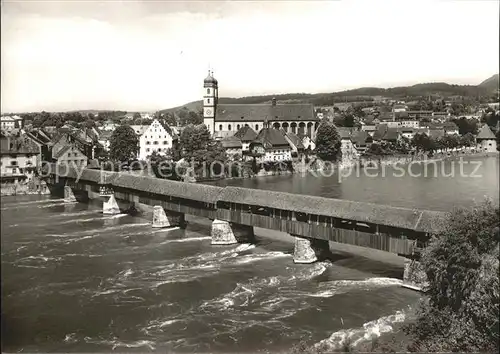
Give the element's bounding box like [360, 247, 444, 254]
[234, 126, 258, 142]
[476, 124, 496, 140]
[221, 135, 243, 149]
[372, 124, 388, 141]
[428, 129, 445, 139]
[215, 103, 316, 122]
[351, 130, 371, 146]
[0, 136, 39, 155]
[254, 128, 290, 148]
[383, 128, 400, 141]
[284, 131, 305, 150]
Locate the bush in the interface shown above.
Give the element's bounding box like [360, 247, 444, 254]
[407, 199, 499, 352]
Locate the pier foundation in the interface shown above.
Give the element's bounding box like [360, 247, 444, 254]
[152, 205, 185, 228]
[211, 219, 254, 245]
[293, 236, 330, 264]
[403, 258, 429, 291]
[103, 194, 121, 215]
[63, 185, 76, 203]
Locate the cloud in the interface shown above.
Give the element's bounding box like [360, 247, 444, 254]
[1, 0, 498, 112]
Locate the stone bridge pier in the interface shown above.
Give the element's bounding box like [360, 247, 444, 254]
[152, 205, 185, 228]
[293, 235, 330, 264]
[211, 219, 255, 245]
[64, 185, 77, 203]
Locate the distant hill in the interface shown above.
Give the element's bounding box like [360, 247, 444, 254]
[478, 74, 499, 92]
[160, 76, 499, 113]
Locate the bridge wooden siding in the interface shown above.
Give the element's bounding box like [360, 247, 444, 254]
[45, 164, 448, 256]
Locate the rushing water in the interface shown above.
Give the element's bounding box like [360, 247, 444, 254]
[1, 156, 498, 352]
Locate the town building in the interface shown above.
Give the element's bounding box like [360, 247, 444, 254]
[248, 121, 292, 163]
[1, 133, 39, 183]
[0, 115, 23, 132]
[220, 135, 243, 158]
[233, 126, 258, 152]
[282, 130, 305, 157]
[476, 124, 497, 152]
[137, 119, 177, 161]
[202, 71, 319, 140]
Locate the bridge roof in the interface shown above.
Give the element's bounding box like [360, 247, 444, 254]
[45, 163, 118, 184]
[112, 174, 223, 204]
[218, 187, 447, 233]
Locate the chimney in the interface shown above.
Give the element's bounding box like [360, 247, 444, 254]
[272, 97, 276, 106]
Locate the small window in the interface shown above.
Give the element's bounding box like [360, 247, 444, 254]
[228, 124, 232, 131]
[255, 124, 259, 130]
[207, 88, 210, 94]
[68, 153, 71, 157]
[237, 124, 240, 130]
[153, 141, 159, 145]
[207, 98, 210, 104]
[146, 148, 150, 152]
[158, 148, 162, 152]
[219, 124, 223, 131]
[146, 141, 151, 145]
[10, 160, 17, 166]
[163, 141, 168, 145]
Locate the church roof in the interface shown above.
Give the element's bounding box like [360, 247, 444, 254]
[215, 103, 316, 122]
[204, 71, 218, 85]
[476, 124, 496, 140]
[234, 125, 258, 141]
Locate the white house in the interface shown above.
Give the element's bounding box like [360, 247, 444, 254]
[138, 119, 177, 160]
[1, 115, 23, 131]
[476, 124, 497, 153]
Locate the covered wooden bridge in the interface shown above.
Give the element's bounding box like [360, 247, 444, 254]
[44, 163, 447, 263]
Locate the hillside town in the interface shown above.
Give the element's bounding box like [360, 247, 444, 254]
[1, 72, 499, 193]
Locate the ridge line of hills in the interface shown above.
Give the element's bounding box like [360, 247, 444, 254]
[160, 74, 499, 114]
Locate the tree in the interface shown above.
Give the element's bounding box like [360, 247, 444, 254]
[133, 112, 142, 120]
[109, 124, 139, 163]
[314, 119, 342, 162]
[453, 117, 478, 135]
[179, 124, 227, 177]
[163, 112, 177, 127]
[497, 130, 500, 151]
[461, 132, 475, 148]
[412, 132, 433, 153]
[407, 200, 499, 352]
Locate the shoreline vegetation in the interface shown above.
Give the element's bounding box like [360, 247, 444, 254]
[290, 199, 499, 353]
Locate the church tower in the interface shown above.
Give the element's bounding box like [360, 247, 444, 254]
[203, 70, 218, 135]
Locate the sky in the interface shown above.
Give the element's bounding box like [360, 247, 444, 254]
[1, 0, 499, 113]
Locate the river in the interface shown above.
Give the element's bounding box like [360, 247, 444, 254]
[1, 156, 498, 352]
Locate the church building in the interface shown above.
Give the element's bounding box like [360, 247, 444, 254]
[202, 71, 319, 141]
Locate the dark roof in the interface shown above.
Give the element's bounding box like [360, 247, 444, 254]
[476, 124, 496, 140]
[215, 103, 316, 122]
[0, 136, 40, 155]
[284, 131, 305, 150]
[351, 130, 371, 146]
[204, 71, 218, 85]
[234, 126, 258, 142]
[217, 187, 446, 233]
[372, 124, 388, 141]
[383, 128, 400, 141]
[253, 128, 290, 148]
[221, 135, 242, 149]
[52, 144, 86, 159]
[112, 173, 223, 203]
